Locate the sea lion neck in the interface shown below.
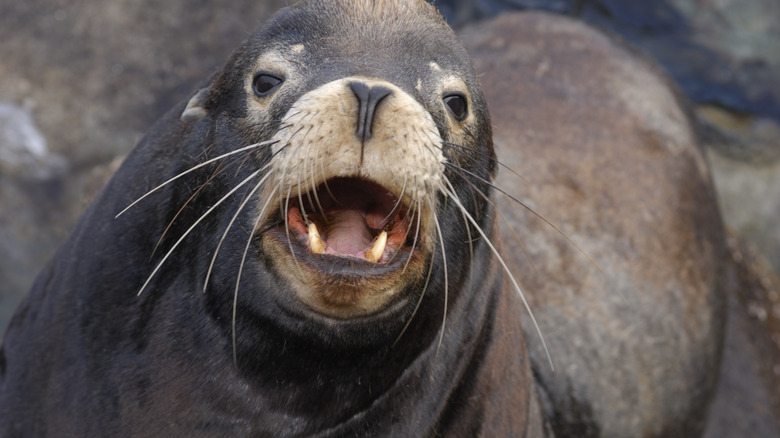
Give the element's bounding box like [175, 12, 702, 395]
[212, 225, 531, 436]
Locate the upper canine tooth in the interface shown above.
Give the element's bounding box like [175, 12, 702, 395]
[308, 223, 326, 254]
[365, 231, 388, 263]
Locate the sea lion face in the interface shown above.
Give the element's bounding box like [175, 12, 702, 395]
[259, 76, 443, 317]
[179, 0, 495, 342]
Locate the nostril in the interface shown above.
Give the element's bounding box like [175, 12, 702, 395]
[349, 82, 393, 142]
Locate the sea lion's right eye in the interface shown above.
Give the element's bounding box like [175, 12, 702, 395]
[253, 73, 283, 97]
[443, 93, 468, 121]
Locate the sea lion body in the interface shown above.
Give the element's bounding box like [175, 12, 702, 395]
[0, 1, 726, 437]
[468, 14, 728, 436]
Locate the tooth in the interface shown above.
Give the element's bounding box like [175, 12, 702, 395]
[308, 223, 326, 254]
[365, 231, 388, 263]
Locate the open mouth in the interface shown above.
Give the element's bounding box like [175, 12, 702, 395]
[280, 177, 415, 264]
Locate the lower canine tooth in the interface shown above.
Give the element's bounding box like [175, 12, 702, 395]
[308, 223, 326, 254]
[365, 231, 388, 263]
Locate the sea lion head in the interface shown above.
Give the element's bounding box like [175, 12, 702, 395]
[132, 0, 496, 349]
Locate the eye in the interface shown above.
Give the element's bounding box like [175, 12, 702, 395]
[444, 93, 468, 121]
[252, 73, 283, 97]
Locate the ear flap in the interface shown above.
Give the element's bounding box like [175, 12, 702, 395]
[180, 88, 210, 121]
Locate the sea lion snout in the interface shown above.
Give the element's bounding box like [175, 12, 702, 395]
[348, 81, 394, 142]
[258, 76, 443, 318]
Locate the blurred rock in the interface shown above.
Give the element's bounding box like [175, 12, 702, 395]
[708, 149, 780, 274]
[0, 103, 67, 180]
[0, 103, 70, 327]
[439, 0, 780, 126]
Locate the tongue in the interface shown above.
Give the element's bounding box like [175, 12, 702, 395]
[324, 210, 375, 255]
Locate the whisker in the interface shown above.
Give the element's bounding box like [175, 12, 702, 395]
[300, 125, 317, 203]
[116, 140, 277, 218]
[383, 176, 411, 265]
[399, 198, 423, 275]
[444, 162, 540, 277]
[295, 125, 316, 217]
[439, 178, 554, 371]
[232, 181, 279, 365]
[198, 136, 222, 160]
[151, 158, 235, 259]
[321, 180, 341, 209]
[385, 209, 414, 266]
[203, 168, 275, 293]
[280, 128, 310, 223]
[392, 232, 437, 347]
[296, 174, 308, 223]
[439, 138, 530, 185]
[137, 168, 262, 296]
[150, 174, 212, 261]
[459, 184, 475, 280]
[444, 161, 605, 281]
[308, 144, 327, 220]
[283, 186, 303, 271]
[234, 144, 261, 177]
[381, 173, 408, 226]
[317, 142, 340, 212]
[431, 202, 448, 355]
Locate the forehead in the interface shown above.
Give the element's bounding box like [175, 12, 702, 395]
[251, 0, 471, 76]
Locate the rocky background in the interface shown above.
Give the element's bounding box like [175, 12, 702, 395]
[1, 0, 778, 433]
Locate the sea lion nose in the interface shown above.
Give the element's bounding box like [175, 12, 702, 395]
[348, 81, 393, 142]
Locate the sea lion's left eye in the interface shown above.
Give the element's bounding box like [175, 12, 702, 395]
[253, 73, 283, 97]
[443, 93, 468, 121]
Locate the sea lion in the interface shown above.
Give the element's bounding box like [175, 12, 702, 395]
[465, 13, 728, 436]
[0, 1, 726, 437]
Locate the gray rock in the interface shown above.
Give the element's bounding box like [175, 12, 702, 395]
[0, 103, 67, 180]
[708, 149, 780, 279]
